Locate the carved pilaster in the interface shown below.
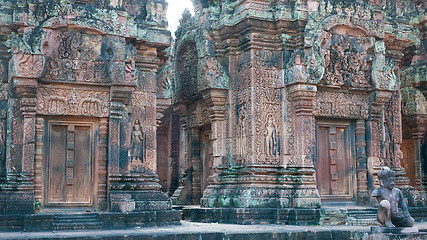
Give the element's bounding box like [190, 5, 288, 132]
[202, 89, 227, 169]
[190, 128, 201, 204]
[6, 51, 43, 213]
[108, 86, 132, 176]
[13, 77, 37, 182]
[287, 83, 317, 167]
[367, 90, 392, 175]
[356, 119, 369, 203]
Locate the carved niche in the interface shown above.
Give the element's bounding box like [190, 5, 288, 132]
[255, 87, 282, 164]
[37, 87, 110, 117]
[320, 34, 372, 89]
[177, 42, 199, 100]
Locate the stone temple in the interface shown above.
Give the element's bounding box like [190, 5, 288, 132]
[0, 0, 426, 230]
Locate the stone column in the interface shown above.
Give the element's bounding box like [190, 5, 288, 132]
[355, 119, 369, 203]
[366, 90, 392, 191]
[4, 52, 44, 213]
[189, 128, 201, 204]
[202, 89, 227, 181]
[287, 83, 321, 208]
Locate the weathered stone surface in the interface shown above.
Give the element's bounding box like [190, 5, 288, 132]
[371, 226, 419, 234]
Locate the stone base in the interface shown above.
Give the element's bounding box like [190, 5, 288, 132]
[0, 191, 34, 214]
[182, 207, 320, 225]
[371, 226, 419, 234]
[409, 207, 427, 221]
[0, 210, 181, 231]
[109, 190, 172, 212]
[201, 185, 321, 208]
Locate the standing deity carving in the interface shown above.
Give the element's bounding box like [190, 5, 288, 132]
[130, 120, 145, 163]
[238, 113, 247, 156]
[265, 116, 277, 156]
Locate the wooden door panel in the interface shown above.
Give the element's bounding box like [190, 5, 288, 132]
[316, 121, 354, 199]
[336, 127, 349, 196]
[48, 125, 67, 203]
[317, 126, 331, 196]
[45, 121, 95, 207]
[73, 126, 92, 203]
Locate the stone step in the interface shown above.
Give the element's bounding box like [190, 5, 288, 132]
[51, 222, 103, 231]
[346, 217, 380, 226]
[52, 214, 103, 230]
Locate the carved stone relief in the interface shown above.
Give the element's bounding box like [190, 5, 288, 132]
[320, 34, 372, 89]
[129, 120, 145, 172]
[237, 109, 247, 157]
[188, 101, 210, 128]
[37, 87, 109, 117]
[371, 41, 398, 91]
[255, 87, 282, 164]
[314, 91, 369, 119]
[177, 42, 199, 100]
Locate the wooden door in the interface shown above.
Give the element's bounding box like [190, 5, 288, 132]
[316, 121, 354, 199]
[401, 139, 415, 188]
[45, 121, 94, 206]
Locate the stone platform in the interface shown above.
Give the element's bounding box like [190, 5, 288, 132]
[371, 226, 419, 234]
[182, 207, 320, 225]
[181, 206, 427, 226]
[0, 221, 426, 240]
[0, 210, 181, 232]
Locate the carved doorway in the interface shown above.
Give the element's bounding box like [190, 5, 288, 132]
[44, 120, 97, 207]
[200, 126, 213, 195]
[401, 139, 415, 188]
[316, 120, 355, 200]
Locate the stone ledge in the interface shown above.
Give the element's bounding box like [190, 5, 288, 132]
[0, 210, 181, 232]
[182, 207, 320, 225]
[371, 226, 419, 234]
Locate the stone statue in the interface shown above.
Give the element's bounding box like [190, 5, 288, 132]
[130, 120, 144, 162]
[372, 167, 415, 227]
[265, 116, 277, 156]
